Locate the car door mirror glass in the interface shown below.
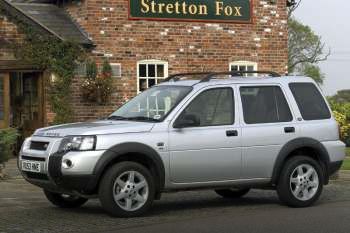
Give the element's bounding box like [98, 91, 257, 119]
[174, 114, 200, 128]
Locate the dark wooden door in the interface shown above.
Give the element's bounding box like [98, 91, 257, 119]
[0, 73, 10, 129]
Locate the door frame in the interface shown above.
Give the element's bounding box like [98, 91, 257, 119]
[0, 72, 10, 129]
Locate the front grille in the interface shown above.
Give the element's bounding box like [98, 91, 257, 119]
[24, 172, 49, 180]
[30, 141, 49, 151]
[21, 155, 46, 162]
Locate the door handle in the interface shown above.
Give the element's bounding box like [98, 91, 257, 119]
[284, 127, 295, 133]
[226, 130, 238, 137]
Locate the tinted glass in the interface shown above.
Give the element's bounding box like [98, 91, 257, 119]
[179, 88, 234, 127]
[289, 83, 331, 120]
[241, 86, 293, 124]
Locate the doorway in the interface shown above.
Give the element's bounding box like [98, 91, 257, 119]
[0, 72, 44, 138]
[9, 72, 44, 137]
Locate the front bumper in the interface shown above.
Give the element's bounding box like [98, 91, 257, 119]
[19, 137, 105, 195]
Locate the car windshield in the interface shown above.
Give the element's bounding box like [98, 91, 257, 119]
[109, 86, 192, 122]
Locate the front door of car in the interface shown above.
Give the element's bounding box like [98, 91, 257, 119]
[238, 85, 299, 179]
[168, 86, 241, 184]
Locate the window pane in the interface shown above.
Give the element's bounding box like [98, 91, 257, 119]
[157, 64, 164, 77]
[231, 65, 238, 71]
[240, 86, 292, 124]
[148, 64, 156, 77]
[139, 64, 146, 77]
[179, 88, 234, 127]
[0, 77, 4, 120]
[148, 78, 156, 88]
[289, 83, 331, 120]
[139, 79, 147, 92]
[247, 66, 254, 71]
[111, 64, 121, 77]
[239, 66, 246, 72]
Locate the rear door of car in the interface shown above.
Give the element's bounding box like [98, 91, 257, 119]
[238, 84, 300, 179]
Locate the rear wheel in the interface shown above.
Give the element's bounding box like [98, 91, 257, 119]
[43, 190, 88, 208]
[99, 162, 155, 217]
[215, 188, 250, 198]
[277, 156, 324, 207]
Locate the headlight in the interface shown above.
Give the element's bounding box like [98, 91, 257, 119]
[60, 136, 96, 152]
[21, 137, 31, 152]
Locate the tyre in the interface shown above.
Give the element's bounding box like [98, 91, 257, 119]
[277, 156, 324, 207]
[43, 190, 88, 208]
[215, 188, 250, 198]
[99, 162, 155, 217]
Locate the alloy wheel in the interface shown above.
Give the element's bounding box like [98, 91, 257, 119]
[289, 164, 319, 201]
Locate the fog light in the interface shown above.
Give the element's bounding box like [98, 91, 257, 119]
[62, 159, 74, 169]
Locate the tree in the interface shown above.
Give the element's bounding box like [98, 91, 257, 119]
[329, 90, 350, 103]
[287, 1, 330, 84]
[299, 63, 325, 85]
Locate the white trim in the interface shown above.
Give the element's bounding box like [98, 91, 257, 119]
[137, 60, 168, 93]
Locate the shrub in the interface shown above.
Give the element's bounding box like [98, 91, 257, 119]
[81, 59, 113, 104]
[0, 128, 18, 165]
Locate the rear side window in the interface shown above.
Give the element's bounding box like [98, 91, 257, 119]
[240, 86, 293, 124]
[289, 83, 331, 120]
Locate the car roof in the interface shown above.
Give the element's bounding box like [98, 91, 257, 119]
[157, 75, 317, 88]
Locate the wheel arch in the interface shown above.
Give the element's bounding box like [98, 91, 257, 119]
[92, 142, 165, 198]
[271, 138, 331, 185]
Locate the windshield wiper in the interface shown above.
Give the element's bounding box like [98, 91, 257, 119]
[107, 115, 128, 121]
[124, 116, 161, 122]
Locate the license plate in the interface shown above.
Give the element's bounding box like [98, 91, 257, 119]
[22, 161, 41, 173]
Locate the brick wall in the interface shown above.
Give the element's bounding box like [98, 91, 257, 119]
[65, 0, 288, 123]
[0, 15, 23, 60]
[1, 0, 289, 124]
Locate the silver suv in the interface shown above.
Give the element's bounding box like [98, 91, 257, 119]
[19, 71, 346, 217]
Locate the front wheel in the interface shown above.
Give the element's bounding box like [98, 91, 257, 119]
[277, 156, 324, 207]
[43, 190, 88, 208]
[99, 162, 155, 217]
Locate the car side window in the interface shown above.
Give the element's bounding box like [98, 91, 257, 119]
[240, 86, 293, 124]
[289, 83, 331, 120]
[177, 88, 234, 127]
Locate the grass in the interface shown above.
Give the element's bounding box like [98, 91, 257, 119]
[341, 148, 350, 170]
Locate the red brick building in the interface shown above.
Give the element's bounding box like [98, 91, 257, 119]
[0, 0, 289, 136]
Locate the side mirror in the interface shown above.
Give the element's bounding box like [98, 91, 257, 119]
[174, 114, 200, 128]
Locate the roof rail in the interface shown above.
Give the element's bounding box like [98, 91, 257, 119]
[163, 72, 213, 82]
[164, 71, 280, 83]
[199, 71, 280, 83]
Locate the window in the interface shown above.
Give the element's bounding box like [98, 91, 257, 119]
[178, 88, 234, 127]
[289, 83, 331, 120]
[110, 63, 122, 77]
[74, 62, 87, 77]
[110, 86, 192, 121]
[240, 86, 293, 124]
[230, 61, 258, 77]
[137, 60, 168, 93]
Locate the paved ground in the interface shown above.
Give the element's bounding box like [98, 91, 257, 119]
[2, 160, 350, 233]
[1, 177, 350, 233]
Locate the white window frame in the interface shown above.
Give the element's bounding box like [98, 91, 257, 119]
[229, 61, 258, 77]
[137, 60, 168, 93]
